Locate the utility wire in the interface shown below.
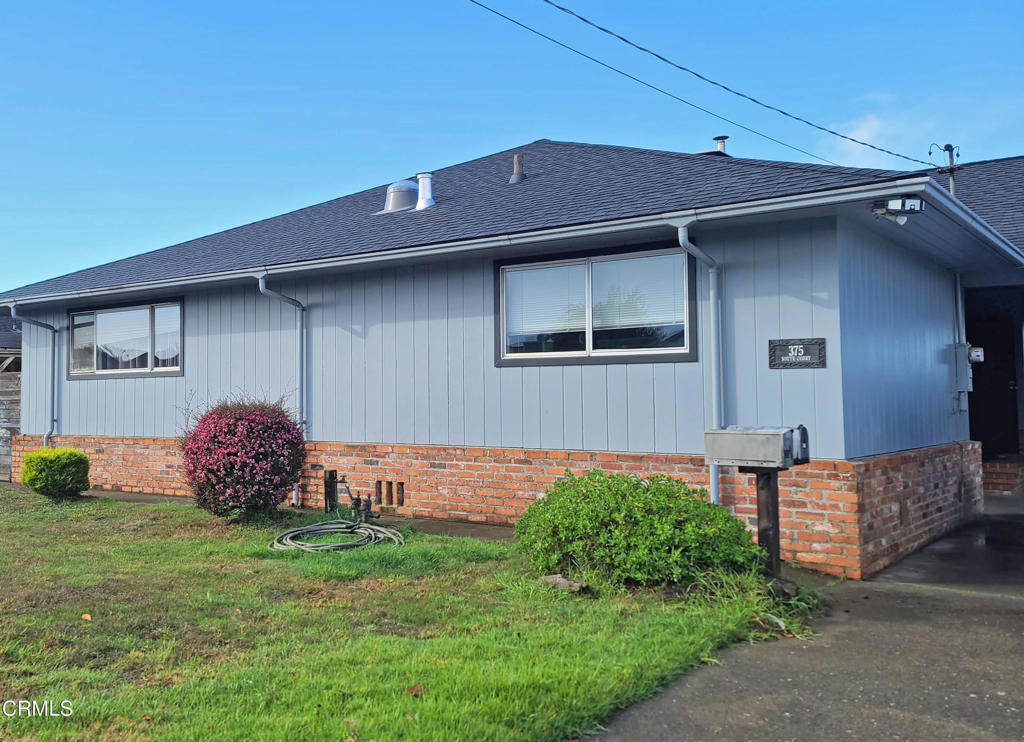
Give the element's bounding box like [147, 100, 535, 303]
[541, 0, 933, 167]
[467, 0, 840, 165]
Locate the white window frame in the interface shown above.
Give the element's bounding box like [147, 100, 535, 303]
[69, 301, 183, 378]
[499, 247, 690, 362]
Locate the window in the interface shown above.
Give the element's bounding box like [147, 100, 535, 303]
[591, 253, 687, 351]
[70, 302, 181, 376]
[504, 263, 586, 354]
[498, 248, 695, 365]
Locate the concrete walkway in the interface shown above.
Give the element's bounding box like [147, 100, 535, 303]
[594, 498, 1024, 742]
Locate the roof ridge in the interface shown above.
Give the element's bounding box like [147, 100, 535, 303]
[531, 138, 909, 178]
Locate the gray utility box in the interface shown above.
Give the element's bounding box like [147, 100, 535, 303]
[704, 426, 810, 469]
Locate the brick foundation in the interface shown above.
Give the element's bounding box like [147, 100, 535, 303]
[11, 435, 982, 579]
[856, 441, 982, 576]
[12, 435, 191, 497]
[981, 457, 1024, 497]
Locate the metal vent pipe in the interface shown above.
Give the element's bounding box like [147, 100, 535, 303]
[509, 154, 526, 184]
[415, 173, 434, 210]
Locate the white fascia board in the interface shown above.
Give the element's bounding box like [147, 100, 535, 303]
[7, 174, 1018, 306]
[685, 175, 932, 221]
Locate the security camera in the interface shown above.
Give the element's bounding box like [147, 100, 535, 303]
[871, 206, 908, 226]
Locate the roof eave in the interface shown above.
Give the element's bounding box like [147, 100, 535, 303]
[919, 179, 1024, 267]
[5, 174, 1018, 306]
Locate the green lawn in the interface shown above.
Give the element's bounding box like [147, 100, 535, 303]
[0, 486, 808, 741]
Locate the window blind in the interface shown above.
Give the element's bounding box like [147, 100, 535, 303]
[96, 308, 149, 363]
[505, 263, 586, 335]
[153, 305, 181, 363]
[591, 254, 685, 329]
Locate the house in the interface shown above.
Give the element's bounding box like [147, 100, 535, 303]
[3, 139, 1024, 578]
[0, 315, 21, 481]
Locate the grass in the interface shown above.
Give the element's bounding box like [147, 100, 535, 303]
[0, 486, 813, 741]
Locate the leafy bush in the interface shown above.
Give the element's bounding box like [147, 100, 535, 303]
[20, 448, 91, 498]
[182, 400, 306, 516]
[515, 470, 762, 587]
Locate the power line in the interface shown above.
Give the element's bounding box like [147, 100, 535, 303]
[541, 0, 933, 167]
[466, 0, 840, 165]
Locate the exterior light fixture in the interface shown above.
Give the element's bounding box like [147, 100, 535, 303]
[872, 196, 925, 227]
[885, 196, 925, 214]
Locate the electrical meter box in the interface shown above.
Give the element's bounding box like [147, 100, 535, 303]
[704, 425, 810, 469]
[953, 343, 975, 390]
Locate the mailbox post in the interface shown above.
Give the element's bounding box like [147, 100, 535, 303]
[705, 426, 809, 577]
[751, 469, 783, 576]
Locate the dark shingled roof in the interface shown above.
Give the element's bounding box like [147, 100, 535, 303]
[0, 138, 995, 303]
[0, 315, 20, 350]
[929, 156, 1024, 250]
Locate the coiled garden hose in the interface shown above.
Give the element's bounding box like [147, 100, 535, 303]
[270, 511, 405, 552]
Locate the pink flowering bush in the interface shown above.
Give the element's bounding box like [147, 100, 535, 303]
[182, 400, 306, 516]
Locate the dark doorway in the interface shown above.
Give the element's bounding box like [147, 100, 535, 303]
[967, 315, 1019, 457]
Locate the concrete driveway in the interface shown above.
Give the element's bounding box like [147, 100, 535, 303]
[593, 497, 1024, 742]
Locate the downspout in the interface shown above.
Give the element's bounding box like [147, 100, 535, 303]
[672, 219, 724, 505]
[9, 306, 58, 447]
[257, 275, 306, 506]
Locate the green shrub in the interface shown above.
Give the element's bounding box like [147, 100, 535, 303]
[20, 448, 91, 499]
[514, 470, 762, 587]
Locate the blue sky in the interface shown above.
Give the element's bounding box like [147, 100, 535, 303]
[2, 0, 1022, 293]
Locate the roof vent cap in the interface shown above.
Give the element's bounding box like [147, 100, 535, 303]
[696, 135, 732, 157]
[383, 180, 418, 213]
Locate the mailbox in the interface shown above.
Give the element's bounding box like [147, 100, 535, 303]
[704, 425, 809, 469]
[704, 424, 810, 578]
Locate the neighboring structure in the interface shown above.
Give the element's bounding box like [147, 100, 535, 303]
[0, 316, 21, 481]
[932, 156, 1024, 496]
[0, 316, 19, 373]
[3, 139, 1023, 578]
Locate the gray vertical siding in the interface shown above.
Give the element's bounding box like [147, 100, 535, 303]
[698, 217, 845, 458]
[306, 257, 709, 454]
[837, 218, 967, 458]
[21, 217, 859, 458]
